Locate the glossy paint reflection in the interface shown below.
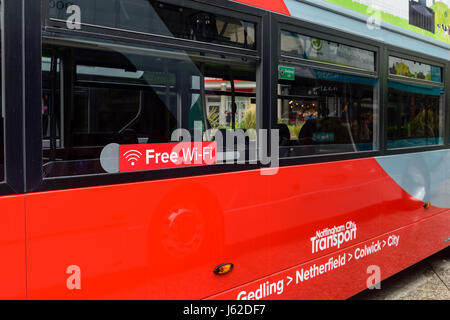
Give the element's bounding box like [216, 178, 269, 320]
[25, 154, 450, 299]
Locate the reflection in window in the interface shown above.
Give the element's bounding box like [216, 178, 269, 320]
[42, 36, 257, 177]
[46, 0, 256, 50]
[387, 82, 444, 149]
[281, 31, 375, 72]
[389, 56, 442, 83]
[193, 78, 256, 131]
[277, 66, 378, 158]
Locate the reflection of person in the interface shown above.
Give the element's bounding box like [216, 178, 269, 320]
[225, 112, 231, 126]
[360, 115, 371, 141]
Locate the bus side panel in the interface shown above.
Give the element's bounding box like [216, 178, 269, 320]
[25, 155, 447, 299]
[266, 156, 445, 288]
[25, 171, 271, 299]
[208, 209, 450, 300]
[0, 195, 26, 299]
[377, 150, 450, 232]
[267, 158, 384, 271]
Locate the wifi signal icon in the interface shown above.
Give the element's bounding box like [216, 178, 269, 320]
[123, 150, 143, 166]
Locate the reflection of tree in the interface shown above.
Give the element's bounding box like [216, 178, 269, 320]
[392, 62, 413, 77]
[410, 108, 438, 138]
[391, 62, 432, 80]
[207, 108, 220, 128]
[239, 105, 256, 130]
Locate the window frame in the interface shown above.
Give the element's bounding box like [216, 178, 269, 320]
[25, 0, 267, 192]
[384, 45, 448, 155]
[0, 0, 28, 196]
[273, 14, 383, 166]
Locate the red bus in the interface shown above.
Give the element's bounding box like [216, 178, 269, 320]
[0, 0, 448, 299]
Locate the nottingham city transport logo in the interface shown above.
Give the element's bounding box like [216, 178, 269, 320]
[310, 221, 357, 254]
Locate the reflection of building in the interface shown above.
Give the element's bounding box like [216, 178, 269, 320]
[409, 0, 435, 33]
[205, 79, 256, 127]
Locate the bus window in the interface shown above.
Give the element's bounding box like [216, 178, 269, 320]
[281, 31, 375, 72]
[277, 31, 378, 158]
[46, 0, 256, 50]
[387, 82, 444, 149]
[190, 72, 257, 133]
[386, 56, 445, 149]
[277, 66, 379, 158]
[389, 56, 442, 83]
[41, 37, 257, 178]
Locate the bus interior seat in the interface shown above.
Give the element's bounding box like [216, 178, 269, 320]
[277, 123, 291, 146]
[298, 119, 317, 145]
[298, 117, 353, 146]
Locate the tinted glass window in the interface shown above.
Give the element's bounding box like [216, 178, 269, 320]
[277, 66, 378, 158]
[389, 56, 442, 83]
[46, 0, 256, 50]
[42, 34, 257, 178]
[281, 31, 375, 72]
[387, 81, 444, 149]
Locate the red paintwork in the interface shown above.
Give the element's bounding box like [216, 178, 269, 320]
[208, 209, 450, 300]
[21, 157, 449, 299]
[232, 0, 290, 15]
[0, 195, 26, 299]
